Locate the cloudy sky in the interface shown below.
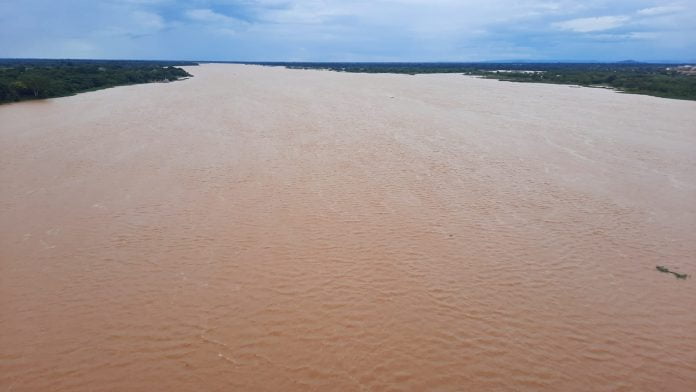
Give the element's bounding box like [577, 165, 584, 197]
[1, 0, 695, 62]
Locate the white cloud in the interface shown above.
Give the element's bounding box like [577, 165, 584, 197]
[184, 8, 248, 36]
[553, 15, 629, 33]
[131, 10, 165, 30]
[636, 5, 685, 16]
[588, 31, 661, 41]
[628, 31, 660, 39]
[185, 9, 243, 25]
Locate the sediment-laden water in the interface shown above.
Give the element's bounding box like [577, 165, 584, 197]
[1, 64, 695, 391]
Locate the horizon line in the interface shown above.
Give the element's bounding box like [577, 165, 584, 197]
[2, 57, 696, 65]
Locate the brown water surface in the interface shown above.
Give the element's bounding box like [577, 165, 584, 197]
[1, 64, 695, 391]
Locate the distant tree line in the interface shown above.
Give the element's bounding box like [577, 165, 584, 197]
[480, 65, 696, 101]
[0, 59, 196, 104]
[252, 62, 696, 101]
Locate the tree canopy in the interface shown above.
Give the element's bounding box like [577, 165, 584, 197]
[0, 60, 195, 104]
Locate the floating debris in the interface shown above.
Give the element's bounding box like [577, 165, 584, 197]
[656, 266, 689, 279]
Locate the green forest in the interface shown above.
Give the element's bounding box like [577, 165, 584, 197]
[478, 65, 696, 101]
[250, 62, 696, 101]
[0, 59, 196, 104]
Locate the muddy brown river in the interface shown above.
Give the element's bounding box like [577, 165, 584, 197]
[1, 64, 695, 391]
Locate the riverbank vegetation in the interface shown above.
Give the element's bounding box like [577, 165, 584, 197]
[0, 59, 196, 104]
[252, 62, 696, 101]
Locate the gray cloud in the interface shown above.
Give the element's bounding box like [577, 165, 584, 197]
[1, 0, 694, 61]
